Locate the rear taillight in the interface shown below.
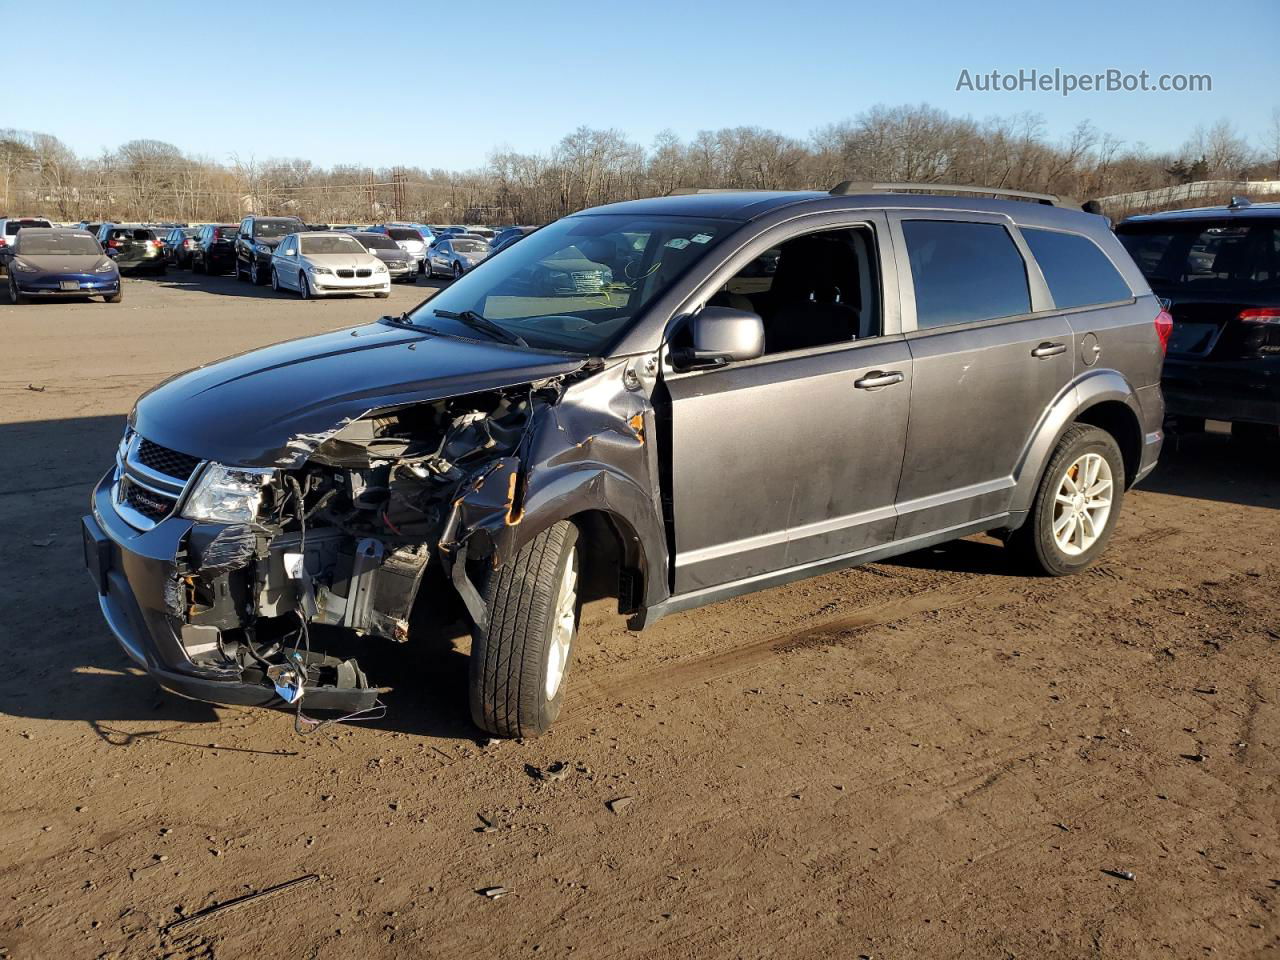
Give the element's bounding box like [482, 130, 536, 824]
[0, 237, 6, 247]
[108, 239, 121, 248]
[1239, 307, 1280, 326]
[184, 239, 194, 248]
[1154, 308, 1173, 354]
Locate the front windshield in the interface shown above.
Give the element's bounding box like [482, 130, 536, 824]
[254, 220, 302, 239]
[17, 233, 101, 256]
[407, 213, 729, 354]
[300, 234, 364, 255]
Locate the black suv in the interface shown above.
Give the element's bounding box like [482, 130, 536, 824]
[235, 216, 307, 284]
[1116, 198, 1280, 441]
[191, 224, 240, 275]
[82, 182, 1165, 738]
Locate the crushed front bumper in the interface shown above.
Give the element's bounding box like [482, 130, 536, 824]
[82, 473, 382, 712]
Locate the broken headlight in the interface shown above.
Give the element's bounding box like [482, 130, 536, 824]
[182, 464, 274, 524]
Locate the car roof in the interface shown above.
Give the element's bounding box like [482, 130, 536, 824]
[15, 226, 90, 237]
[1119, 200, 1280, 225]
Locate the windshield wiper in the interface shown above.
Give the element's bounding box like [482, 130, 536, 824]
[433, 309, 529, 348]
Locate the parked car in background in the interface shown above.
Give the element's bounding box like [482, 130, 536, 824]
[80, 182, 1166, 739]
[97, 224, 166, 275]
[352, 231, 418, 282]
[162, 227, 201, 268]
[0, 217, 54, 271]
[1116, 197, 1280, 442]
[465, 225, 495, 241]
[366, 225, 428, 272]
[269, 230, 390, 299]
[76, 220, 103, 238]
[490, 225, 536, 252]
[235, 215, 307, 284]
[5, 227, 121, 303]
[426, 234, 490, 279]
[190, 224, 239, 275]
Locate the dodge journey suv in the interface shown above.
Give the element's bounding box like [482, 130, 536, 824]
[82, 183, 1167, 737]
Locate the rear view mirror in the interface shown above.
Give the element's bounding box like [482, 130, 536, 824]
[673, 306, 765, 369]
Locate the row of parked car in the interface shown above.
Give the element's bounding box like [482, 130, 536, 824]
[0, 213, 540, 303]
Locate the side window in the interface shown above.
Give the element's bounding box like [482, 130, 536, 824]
[1022, 227, 1132, 309]
[711, 226, 881, 355]
[902, 220, 1030, 329]
[241, 218, 251, 238]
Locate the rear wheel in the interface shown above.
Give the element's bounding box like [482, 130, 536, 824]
[1009, 423, 1124, 576]
[270, 268, 281, 292]
[469, 520, 581, 738]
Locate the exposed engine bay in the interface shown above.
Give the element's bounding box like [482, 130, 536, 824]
[162, 380, 564, 718]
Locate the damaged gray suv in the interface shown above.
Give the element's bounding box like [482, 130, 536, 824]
[83, 183, 1168, 737]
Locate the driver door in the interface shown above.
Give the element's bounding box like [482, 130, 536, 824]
[661, 215, 912, 595]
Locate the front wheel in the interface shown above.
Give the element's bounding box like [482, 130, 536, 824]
[298, 271, 311, 300]
[469, 520, 581, 738]
[8, 274, 28, 304]
[452, 262, 463, 280]
[103, 288, 123, 303]
[1009, 423, 1124, 576]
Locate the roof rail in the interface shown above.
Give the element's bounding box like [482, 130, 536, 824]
[829, 181, 1061, 206]
[668, 187, 775, 196]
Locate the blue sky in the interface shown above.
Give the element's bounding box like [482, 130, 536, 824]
[7, 0, 1277, 169]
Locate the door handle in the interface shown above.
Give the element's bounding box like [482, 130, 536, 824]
[1031, 342, 1067, 358]
[853, 370, 905, 389]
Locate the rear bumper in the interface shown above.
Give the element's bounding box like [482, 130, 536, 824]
[1163, 356, 1280, 426]
[83, 474, 380, 712]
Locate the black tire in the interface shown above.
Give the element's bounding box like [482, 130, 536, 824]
[1008, 423, 1125, 577]
[8, 274, 27, 304]
[104, 288, 123, 303]
[236, 257, 247, 281]
[192, 255, 204, 274]
[469, 520, 581, 738]
[375, 289, 390, 298]
[452, 261, 463, 280]
[270, 267, 280, 292]
[298, 271, 311, 300]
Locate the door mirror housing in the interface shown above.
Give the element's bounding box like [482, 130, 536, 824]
[673, 306, 765, 369]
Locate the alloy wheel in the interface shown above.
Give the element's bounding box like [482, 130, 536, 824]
[544, 545, 578, 700]
[1051, 453, 1113, 556]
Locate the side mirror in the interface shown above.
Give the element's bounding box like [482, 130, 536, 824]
[673, 306, 765, 369]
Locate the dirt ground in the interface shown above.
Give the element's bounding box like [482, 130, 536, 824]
[1, 270, 1277, 960]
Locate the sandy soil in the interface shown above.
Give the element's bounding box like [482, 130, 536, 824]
[0, 271, 1277, 960]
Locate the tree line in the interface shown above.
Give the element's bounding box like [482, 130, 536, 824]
[2, 104, 1277, 226]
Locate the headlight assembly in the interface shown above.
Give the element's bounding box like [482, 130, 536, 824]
[11, 259, 37, 273]
[308, 263, 333, 275]
[94, 258, 116, 273]
[182, 463, 273, 524]
[373, 262, 388, 273]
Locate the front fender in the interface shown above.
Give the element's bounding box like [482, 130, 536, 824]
[1010, 368, 1144, 516]
[442, 361, 671, 617]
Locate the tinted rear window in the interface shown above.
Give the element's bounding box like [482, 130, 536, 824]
[6, 220, 51, 234]
[1022, 228, 1132, 309]
[386, 228, 422, 241]
[1117, 221, 1280, 290]
[355, 234, 397, 250]
[902, 220, 1031, 329]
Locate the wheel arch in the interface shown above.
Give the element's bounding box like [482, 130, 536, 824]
[1011, 369, 1145, 516]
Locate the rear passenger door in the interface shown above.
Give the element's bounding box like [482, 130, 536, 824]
[890, 214, 1073, 540]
